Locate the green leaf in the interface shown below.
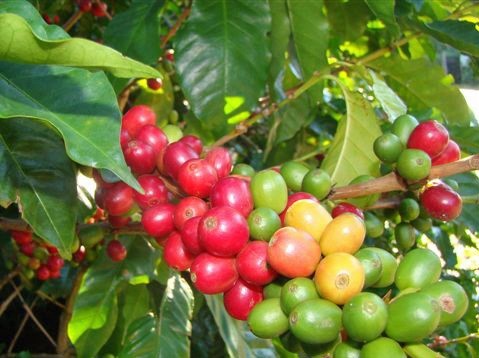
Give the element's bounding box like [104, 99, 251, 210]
[174, 0, 271, 138]
[449, 126, 479, 154]
[369, 70, 407, 121]
[104, 0, 164, 65]
[118, 270, 194, 358]
[321, 79, 382, 186]
[369, 56, 473, 125]
[424, 20, 479, 57]
[451, 172, 479, 233]
[364, 0, 401, 38]
[0, 13, 161, 79]
[0, 0, 68, 40]
[268, 0, 290, 86]
[324, 0, 371, 41]
[74, 296, 119, 358]
[287, 0, 329, 102]
[0, 118, 76, 258]
[68, 236, 160, 344]
[275, 93, 315, 144]
[205, 295, 275, 358]
[0, 62, 139, 191]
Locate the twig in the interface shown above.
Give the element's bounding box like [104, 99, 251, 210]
[57, 266, 87, 355]
[0, 268, 20, 292]
[117, 80, 138, 111]
[10, 281, 57, 348]
[36, 290, 66, 309]
[8, 297, 39, 354]
[0, 285, 23, 317]
[160, 5, 192, 49]
[63, 10, 84, 32]
[328, 154, 479, 200]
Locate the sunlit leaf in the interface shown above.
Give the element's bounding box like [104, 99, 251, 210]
[369, 70, 407, 121]
[424, 19, 479, 57]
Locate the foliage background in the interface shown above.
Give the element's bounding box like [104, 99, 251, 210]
[0, 0, 478, 357]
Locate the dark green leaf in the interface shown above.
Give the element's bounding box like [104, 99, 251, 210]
[0, 62, 139, 191]
[424, 20, 479, 57]
[0, 0, 68, 40]
[325, 0, 371, 41]
[104, 0, 164, 65]
[118, 270, 194, 358]
[431, 227, 458, 268]
[287, 0, 329, 102]
[174, 0, 271, 138]
[205, 295, 275, 358]
[68, 236, 160, 345]
[0, 13, 161, 78]
[320, 80, 382, 186]
[369, 56, 473, 125]
[268, 0, 290, 87]
[449, 126, 479, 154]
[451, 172, 479, 233]
[364, 0, 401, 38]
[0, 118, 76, 258]
[275, 93, 315, 144]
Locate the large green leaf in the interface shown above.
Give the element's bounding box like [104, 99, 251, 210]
[321, 80, 382, 186]
[275, 92, 315, 144]
[118, 270, 194, 358]
[369, 56, 473, 125]
[174, 0, 271, 137]
[0, 118, 76, 258]
[364, 0, 401, 38]
[324, 0, 371, 41]
[268, 0, 290, 87]
[0, 13, 161, 79]
[369, 69, 407, 121]
[68, 236, 160, 346]
[0, 0, 68, 40]
[449, 126, 479, 154]
[205, 295, 275, 358]
[451, 172, 479, 234]
[287, 0, 329, 102]
[0, 62, 139, 191]
[423, 19, 479, 57]
[104, 0, 165, 92]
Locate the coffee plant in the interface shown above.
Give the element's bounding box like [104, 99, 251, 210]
[0, 0, 479, 357]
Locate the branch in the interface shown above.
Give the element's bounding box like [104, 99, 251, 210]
[160, 5, 192, 49]
[8, 297, 38, 354]
[329, 154, 479, 200]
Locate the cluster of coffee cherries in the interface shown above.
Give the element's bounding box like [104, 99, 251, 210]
[9, 230, 65, 281]
[374, 115, 462, 221]
[76, 0, 108, 17]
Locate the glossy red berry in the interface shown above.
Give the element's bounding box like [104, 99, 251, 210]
[164, 49, 174, 62]
[173, 196, 208, 230]
[162, 141, 199, 179]
[20, 242, 36, 257]
[77, 0, 92, 12]
[141, 203, 176, 238]
[432, 140, 460, 166]
[49, 269, 62, 279]
[236, 241, 278, 286]
[36, 265, 51, 281]
[205, 147, 232, 178]
[122, 105, 156, 138]
[91, 1, 108, 17]
[420, 182, 462, 221]
[177, 158, 218, 198]
[210, 177, 253, 218]
[199, 206, 249, 257]
[407, 120, 449, 159]
[180, 216, 204, 255]
[190, 253, 238, 294]
[47, 255, 64, 272]
[134, 175, 169, 210]
[223, 279, 263, 321]
[123, 140, 156, 175]
[178, 135, 203, 155]
[73, 245, 86, 263]
[135, 125, 168, 156]
[108, 215, 131, 228]
[107, 240, 127, 262]
[103, 182, 135, 216]
[147, 78, 163, 90]
[11, 230, 33, 245]
[331, 202, 364, 220]
[163, 231, 195, 271]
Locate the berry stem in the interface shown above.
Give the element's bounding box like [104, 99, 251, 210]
[63, 10, 84, 32]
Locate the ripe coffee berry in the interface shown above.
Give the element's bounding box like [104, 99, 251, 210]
[107, 240, 127, 262]
[173, 196, 208, 230]
[47, 255, 64, 272]
[123, 140, 156, 175]
[103, 182, 135, 216]
[431, 140, 460, 166]
[91, 1, 108, 17]
[407, 120, 449, 159]
[190, 253, 238, 294]
[205, 147, 232, 178]
[178, 135, 203, 155]
[36, 265, 51, 281]
[223, 279, 263, 321]
[11, 230, 32, 245]
[135, 125, 168, 156]
[147, 78, 163, 90]
[331, 202, 364, 220]
[134, 175, 168, 210]
[163, 231, 195, 271]
[141, 203, 176, 238]
[420, 182, 462, 221]
[162, 141, 199, 179]
[177, 158, 218, 198]
[122, 105, 156, 138]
